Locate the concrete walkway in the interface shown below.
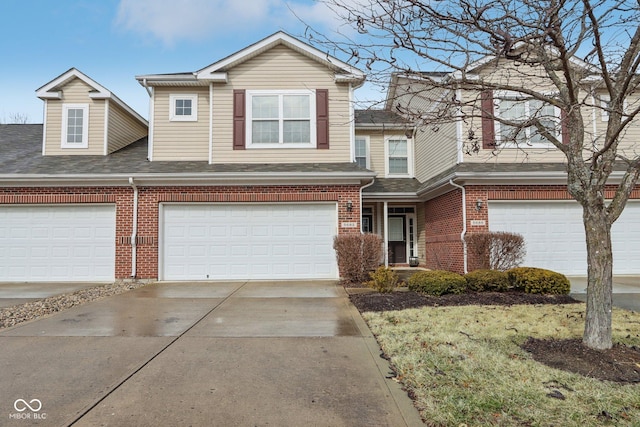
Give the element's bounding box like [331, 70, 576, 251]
[0, 281, 422, 426]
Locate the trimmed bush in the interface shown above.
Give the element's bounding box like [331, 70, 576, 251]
[407, 270, 467, 296]
[367, 266, 399, 293]
[333, 233, 383, 283]
[464, 269, 509, 292]
[506, 267, 570, 294]
[466, 231, 526, 271]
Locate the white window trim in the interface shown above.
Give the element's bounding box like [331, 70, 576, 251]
[169, 94, 198, 122]
[354, 135, 370, 169]
[494, 91, 560, 148]
[246, 89, 316, 149]
[61, 103, 89, 149]
[384, 136, 413, 177]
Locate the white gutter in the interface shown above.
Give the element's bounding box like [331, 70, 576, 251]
[141, 78, 152, 97]
[449, 179, 468, 273]
[129, 177, 138, 278]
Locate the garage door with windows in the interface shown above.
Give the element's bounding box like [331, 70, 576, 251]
[489, 201, 640, 275]
[0, 205, 116, 281]
[161, 203, 338, 280]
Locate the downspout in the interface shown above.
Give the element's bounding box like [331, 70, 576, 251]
[449, 179, 468, 273]
[129, 177, 138, 279]
[359, 177, 376, 234]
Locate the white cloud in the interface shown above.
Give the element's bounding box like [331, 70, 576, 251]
[115, 0, 356, 46]
[116, 0, 282, 46]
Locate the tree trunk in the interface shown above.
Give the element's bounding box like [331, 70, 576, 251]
[582, 206, 614, 350]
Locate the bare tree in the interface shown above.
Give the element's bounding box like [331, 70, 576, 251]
[309, 0, 640, 349]
[1, 112, 30, 124]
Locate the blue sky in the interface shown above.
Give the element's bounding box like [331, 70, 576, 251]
[0, 0, 381, 123]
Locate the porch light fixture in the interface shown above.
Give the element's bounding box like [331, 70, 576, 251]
[475, 199, 483, 211]
[346, 200, 353, 212]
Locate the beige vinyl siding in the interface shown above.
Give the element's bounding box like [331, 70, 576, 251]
[461, 59, 640, 163]
[211, 45, 352, 163]
[152, 87, 209, 161]
[107, 102, 148, 154]
[362, 130, 386, 174]
[415, 119, 458, 182]
[44, 78, 104, 155]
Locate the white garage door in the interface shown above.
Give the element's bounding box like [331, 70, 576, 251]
[488, 201, 640, 275]
[161, 203, 338, 280]
[0, 205, 116, 281]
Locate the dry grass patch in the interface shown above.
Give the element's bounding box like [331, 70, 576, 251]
[364, 304, 640, 426]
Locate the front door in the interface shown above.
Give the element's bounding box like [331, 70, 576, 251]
[388, 215, 406, 263]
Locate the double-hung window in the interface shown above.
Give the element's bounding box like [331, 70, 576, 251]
[61, 104, 89, 148]
[495, 93, 559, 146]
[355, 136, 370, 168]
[247, 90, 315, 148]
[386, 137, 411, 176]
[169, 94, 198, 121]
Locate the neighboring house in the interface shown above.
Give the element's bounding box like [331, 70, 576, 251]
[2, 33, 638, 283]
[384, 55, 640, 275]
[0, 32, 373, 282]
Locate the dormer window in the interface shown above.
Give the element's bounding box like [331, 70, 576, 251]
[170, 94, 198, 121]
[61, 104, 89, 148]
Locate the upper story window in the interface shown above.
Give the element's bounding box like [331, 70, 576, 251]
[495, 93, 560, 146]
[170, 94, 198, 121]
[61, 104, 89, 148]
[247, 90, 316, 148]
[385, 136, 412, 176]
[355, 136, 370, 168]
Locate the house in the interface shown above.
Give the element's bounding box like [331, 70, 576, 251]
[1, 32, 639, 283]
[0, 32, 373, 282]
[382, 55, 640, 276]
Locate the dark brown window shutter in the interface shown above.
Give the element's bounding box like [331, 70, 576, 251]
[480, 90, 496, 149]
[316, 89, 329, 149]
[560, 109, 569, 145]
[233, 89, 246, 150]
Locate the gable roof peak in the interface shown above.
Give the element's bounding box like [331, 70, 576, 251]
[194, 31, 364, 82]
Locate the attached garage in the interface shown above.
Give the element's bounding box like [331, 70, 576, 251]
[161, 203, 338, 280]
[488, 201, 640, 275]
[0, 205, 116, 281]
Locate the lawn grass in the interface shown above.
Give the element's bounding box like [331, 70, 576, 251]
[363, 303, 640, 426]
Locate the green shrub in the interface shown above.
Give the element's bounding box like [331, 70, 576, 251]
[367, 266, 399, 293]
[407, 270, 467, 296]
[506, 267, 570, 294]
[464, 269, 509, 292]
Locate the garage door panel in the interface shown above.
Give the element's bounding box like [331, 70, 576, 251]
[162, 203, 338, 280]
[0, 205, 115, 281]
[489, 201, 640, 275]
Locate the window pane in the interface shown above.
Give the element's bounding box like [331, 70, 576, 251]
[355, 157, 367, 168]
[252, 121, 279, 143]
[388, 139, 407, 156]
[252, 96, 279, 119]
[355, 138, 367, 157]
[283, 120, 310, 143]
[67, 108, 83, 143]
[283, 95, 310, 119]
[175, 99, 192, 116]
[389, 158, 408, 174]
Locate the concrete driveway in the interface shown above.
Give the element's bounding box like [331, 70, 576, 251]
[0, 281, 422, 426]
[569, 276, 640, 311]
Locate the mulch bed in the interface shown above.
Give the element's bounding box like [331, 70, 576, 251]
[349, 289, 640, 384]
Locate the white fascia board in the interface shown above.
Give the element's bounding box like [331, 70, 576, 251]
[135, 74, 201, 86]
[36, 68, 110, 99]
[362, 192, 420, 200]
[0, 172, 376, 187]
[197, 72, 228, 83]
